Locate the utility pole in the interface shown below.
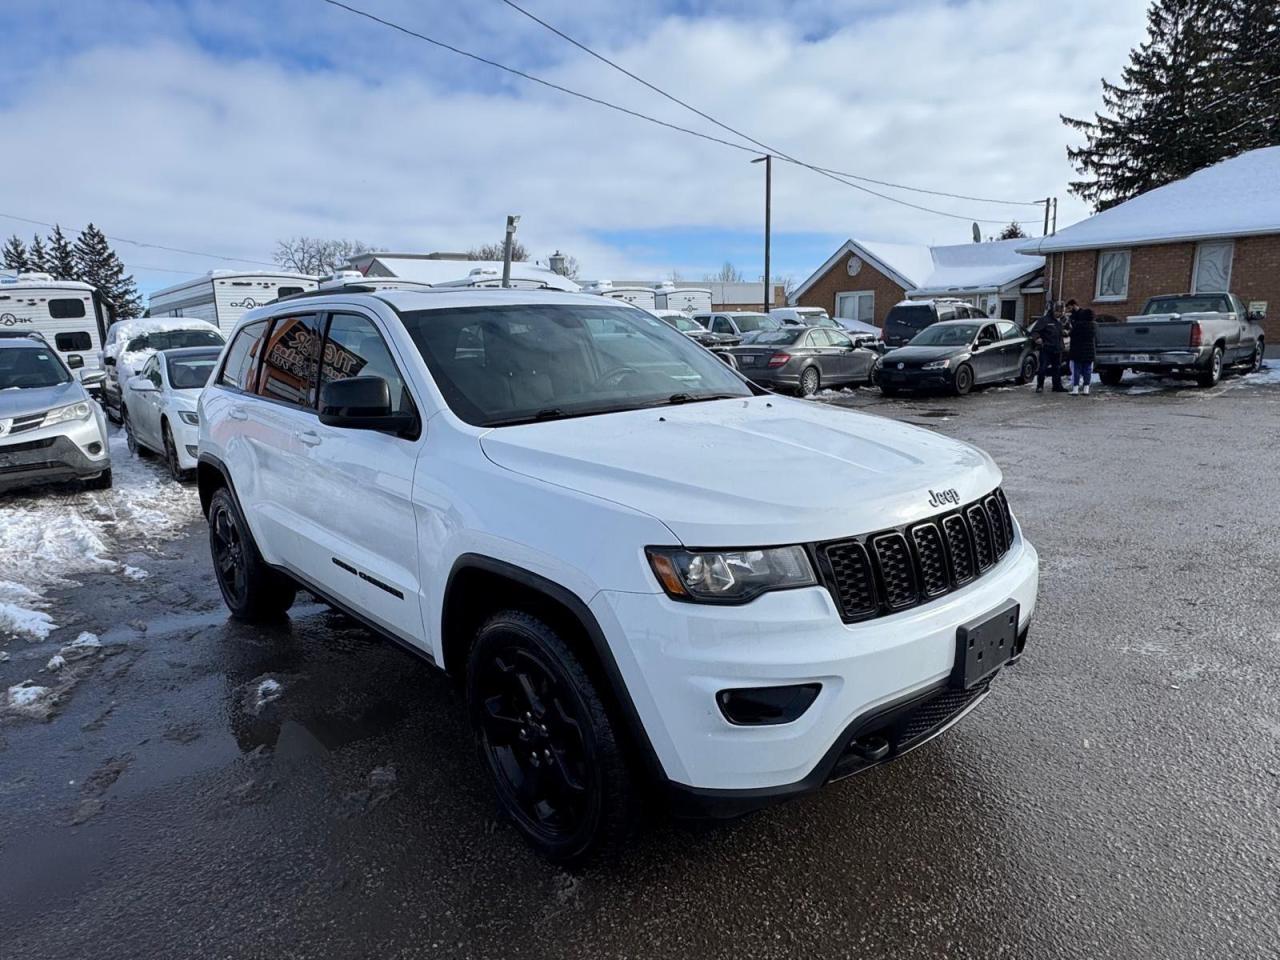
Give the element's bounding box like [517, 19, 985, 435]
[1042, 197, 1051, 237]
[501, 214, 520, 288]
[1051, 197, 1058, 235]
[752, 155, 771, 312]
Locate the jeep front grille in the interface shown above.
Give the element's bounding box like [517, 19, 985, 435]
[815, 488, 1016, 623]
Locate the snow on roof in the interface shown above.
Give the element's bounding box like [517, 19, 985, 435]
[1020, 146, 1280, 254]
[364, 256, 580, 292]
[113, 316, 220, 339]
[792, 238, 1042, 302]
[0, 273, 96, 293]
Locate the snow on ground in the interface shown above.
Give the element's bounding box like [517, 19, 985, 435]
[5, 681, 56, 720]
[0, 428, 200, 640]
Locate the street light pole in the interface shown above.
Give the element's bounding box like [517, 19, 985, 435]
[752, 155, 771, 312]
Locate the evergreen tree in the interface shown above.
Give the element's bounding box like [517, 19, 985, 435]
[47, 224, 77, 281]
[996, 221, 1028, 240]
[28, 234, 50, 273]
[3, 235, 28, 271]
[1064, 0, 1280, 212]
[74, 223, 142, 317]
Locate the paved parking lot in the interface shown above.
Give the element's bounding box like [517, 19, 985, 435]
[3, 370, 1279, 960]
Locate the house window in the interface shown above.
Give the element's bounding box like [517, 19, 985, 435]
[1095, 250, 1130, 301]
[835, 291, 874, 324]
[1192, 240, 1233, 293]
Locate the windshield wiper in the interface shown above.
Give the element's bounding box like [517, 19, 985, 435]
[487, 407, 570, 426]
[660, 393, 740, 405]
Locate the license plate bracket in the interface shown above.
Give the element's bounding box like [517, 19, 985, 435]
[953, 600, 1019, 689]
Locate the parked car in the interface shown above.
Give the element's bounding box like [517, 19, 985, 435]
[100, 318, 225, 423]
[122, 346, 222, 480]
[728, 326, 879, 395]
[693, 311, 782, 341]
[835, 316, 883, 339]
[878, 319, 1038, 396]
[0, 336, 111, 493]
[769, 306, 840, 328]
[882, 298, 986, 348]
[1094, 293, 1265, 388]
[198, 289, 1039, 863]
[653, 310, 740, 348]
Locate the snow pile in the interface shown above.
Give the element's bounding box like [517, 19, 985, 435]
[46, 654, 66, 671]
[112, 317, 221, 367]
[0, 581, 56, 639]
[5, 681, 56, 720]
[123, 566, 149, 581]
[66, 631, 101, 650]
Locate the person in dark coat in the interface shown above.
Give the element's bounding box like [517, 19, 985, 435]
[1029, 300, 1068, 393]
[1069, 307, 1098, 394]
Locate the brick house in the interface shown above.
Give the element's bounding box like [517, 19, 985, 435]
[1018, 146, 1280, 337]
[790, 238, 1044, 328]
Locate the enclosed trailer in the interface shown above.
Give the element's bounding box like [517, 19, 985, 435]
[0, 273, 115, 384]
[149, 271, 317, 330]
[654, 283, 712, 313]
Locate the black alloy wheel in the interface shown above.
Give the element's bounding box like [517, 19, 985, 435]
[210, 495, 247, 609]
[1016, 354, 1038, 385]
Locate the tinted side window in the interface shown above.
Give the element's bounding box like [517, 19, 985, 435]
[258, 314, 323, 408]
[218, 319, 269, 391]
[49, 298, 86, 319]
[320, 314, 411, 415]
[55, 331, 92, 351]
[997, 321, 1021, 341]
[711, 317, 732, 334]
[828, 331, 853, 349]
[146, 357, 162, 387]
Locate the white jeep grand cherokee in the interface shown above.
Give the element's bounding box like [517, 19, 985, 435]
[197, 287, 1038, 862]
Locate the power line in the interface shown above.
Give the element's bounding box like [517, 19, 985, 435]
[0, 212, 279, 269]
[316, 0, 1039, 224]
[497, 0, 1043, 209]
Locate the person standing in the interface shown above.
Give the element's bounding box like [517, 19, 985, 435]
[1029, 301, 1068, 393]
[1069, 307, 1098, 394]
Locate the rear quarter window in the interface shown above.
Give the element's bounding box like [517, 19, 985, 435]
[218, 319, 270, 392]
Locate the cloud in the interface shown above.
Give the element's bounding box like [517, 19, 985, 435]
[0, 0, 1148, 292]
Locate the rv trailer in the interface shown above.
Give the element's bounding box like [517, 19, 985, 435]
[148, 271, 317, 330]
[0, 272, 115, 385]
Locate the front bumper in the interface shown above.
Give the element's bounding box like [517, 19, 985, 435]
[590, 534, 1038, 806]
[880, 368, 953, 389]
[0, 412, 111, 493]
[171, 417, 200, 470]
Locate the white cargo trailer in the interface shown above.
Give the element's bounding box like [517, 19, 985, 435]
[653, 283, 712, 313]
[149, 271, 317, 330]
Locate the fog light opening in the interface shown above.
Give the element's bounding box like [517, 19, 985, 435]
[87, 442, 102, 455]
[716, 683, 821, 726]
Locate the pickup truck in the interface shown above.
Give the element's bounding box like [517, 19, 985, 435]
[1094, 293, 1266, 388]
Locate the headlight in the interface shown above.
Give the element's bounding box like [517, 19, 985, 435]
[42, 402, 93, 426]
[178, 410, 199, 426]
[646, 545, 816, 603]
[921, 359, 951, 370]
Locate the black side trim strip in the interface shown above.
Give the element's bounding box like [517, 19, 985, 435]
[332, 556, 358, 575]
[331, 555, 406, 600]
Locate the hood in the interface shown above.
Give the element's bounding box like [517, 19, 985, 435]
[882, 345, 969, 363]
[0, 380, 86, 420]
[172, 388, 202, 405]
[479, 397, 1001, 545]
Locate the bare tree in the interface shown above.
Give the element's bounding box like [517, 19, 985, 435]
[668, 268, 683, 282]
[467, 241, 529, 262]
[704, 261, 744, 283]
[273, 237, 376, 275]
[558, 254, 581, 279]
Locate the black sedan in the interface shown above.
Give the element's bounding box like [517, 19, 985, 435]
[656, 310, 741, 349]
[877, 319, 1038, 396]
[728, 327, 880, 396]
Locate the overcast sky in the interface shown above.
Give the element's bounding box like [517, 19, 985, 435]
[1, 0, 1150, 296]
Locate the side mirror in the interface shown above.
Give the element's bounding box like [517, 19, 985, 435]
[319, 376, 416, 435]
[80, 370, 106, 386]
[66, 354, 85, 370]
[127, 375, 157, 392]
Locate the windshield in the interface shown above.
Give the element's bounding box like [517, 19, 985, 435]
[126, 329, 225, 352]
[1142, 296, 1230, 315]
[0, 347, 72, 389]
[750, 329, 804, 346]
[732, 314, 777, 333]
[400, 303, 752, 427]
[910, 323, 979, 346]
[166, 351, 221, 390]
[664, 315, 701, 333]
[885, 305, 935, 330]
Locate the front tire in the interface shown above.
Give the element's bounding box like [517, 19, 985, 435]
[1250, 339, 1265, 373]
[1099, 367, 1124, 387]
[467, 611, 638, 864]
[162, 422, 188, 482]
[1197, 346, 1223, 388]
[123, 407, 147, 457]
[799, 366, 820, 397]
[952, 363, 974, 396]
[207, 487, 296, 621]
[1015, 353, 1037, 385]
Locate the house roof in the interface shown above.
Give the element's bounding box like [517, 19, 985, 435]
[357, 255, 580, 292]
[1019, 146, 1280, 254]
[792, 237, 1043, 302]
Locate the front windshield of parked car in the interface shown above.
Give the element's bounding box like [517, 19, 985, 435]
[401, 304, 752, 426]
[732, 314, 777, 333]
[167, 352, 221, 389]
[667, 315, 700, 332]
[1143, 296, 1230, 315]
[910, 323, 980, 346]
[0, 347, 71, 389]
[126, 329, 225, 352]
[750, 330, 804, 346]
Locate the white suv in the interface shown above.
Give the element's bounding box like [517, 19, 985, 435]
[197, 288, 1039, 862]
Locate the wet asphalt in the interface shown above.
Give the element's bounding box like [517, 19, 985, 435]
[2, 371, 1279, 960]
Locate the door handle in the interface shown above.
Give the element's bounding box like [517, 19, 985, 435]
[228, 406, 248, 421]
[297, 430, 322, 447]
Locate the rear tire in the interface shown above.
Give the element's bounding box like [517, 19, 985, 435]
[799, 366, 820, 397]
[466, 610, 638, 864]
[1197, 347, 1223, 388]
[952, 363, 974, 396]
[1098, 368, 1124, 387]
[1250, 339, 1265, 373]
[207, 487, 296, 621]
